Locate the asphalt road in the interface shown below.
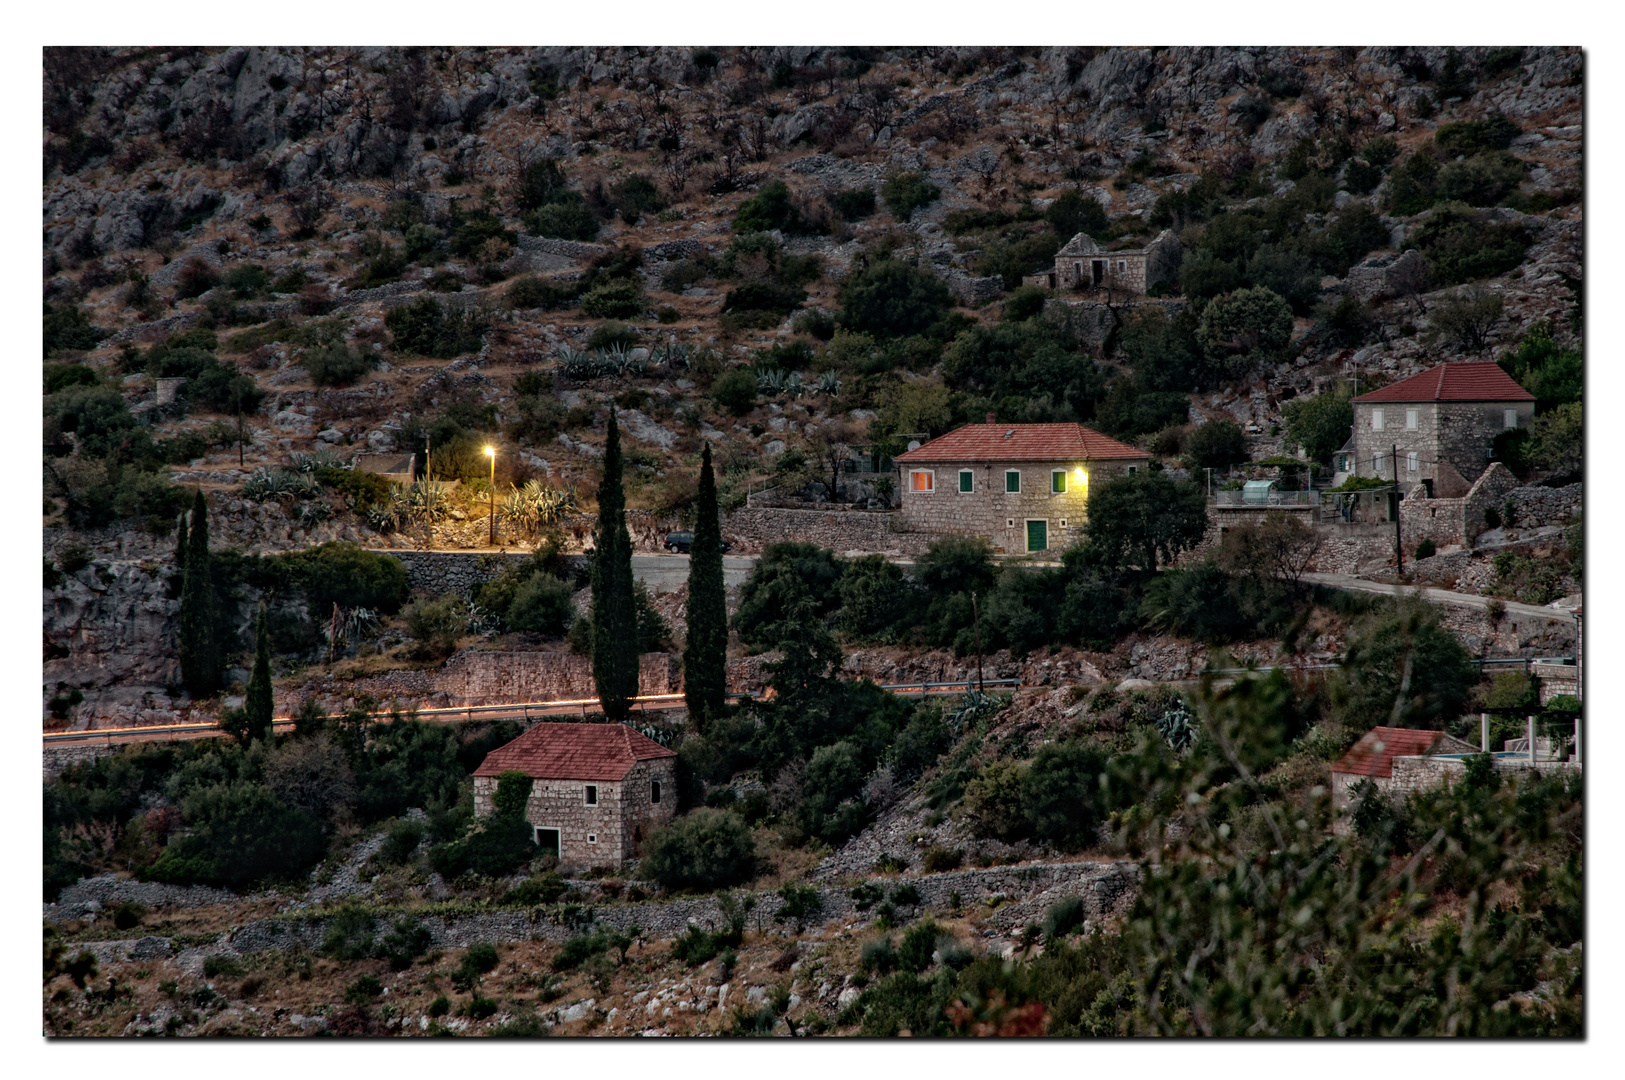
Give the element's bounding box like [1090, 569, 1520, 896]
[1300, 573, 1578, 624]
[631, 553, 758, 593]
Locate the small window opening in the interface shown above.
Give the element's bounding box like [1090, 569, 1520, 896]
[650, 780, 662, 804]
[584, 785, 598, 806]
[959, 469, 973, 493]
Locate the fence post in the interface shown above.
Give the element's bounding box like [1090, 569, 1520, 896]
[1574, 717, 1581, 765]
[1527, 715, 1536, 764]
[1480, 712, 1489, 753]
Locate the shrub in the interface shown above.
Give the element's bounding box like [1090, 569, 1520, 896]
[143, 779, 327, 889]
[403, 595, 466, 655]
[345, 974, 383, 1004]
[1196, 286, 1293, 379]
[506, 572, 575, 635]
[881, 171, 941, 220]
[302, 344, 371, 387]
[833, 188, 877, 220]
[44, 302, 107, 356]
[427, 995, 450, 1017]
[526, 196, 601, 241]
[898, 919, 944, 973]
[1041, 896, 1087, 941]
[711, 368, 759, 415]
[1182, 419, 1248, 471]
[640, 808, 758, 891]
[1282, 388, 1354, 465]
[838, 258, 954, 339]
[735, 180, 812, 235]
[378, 818, 426, 864]
[580, 278, 644, 319]
[862, 937, 899, 974]
[1411, 205, 1531, 285]
[385, 296, 487, 358]
[319, 905, 378, 962]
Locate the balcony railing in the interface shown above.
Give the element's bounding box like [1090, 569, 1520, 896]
[1211, 490, 1319, 507]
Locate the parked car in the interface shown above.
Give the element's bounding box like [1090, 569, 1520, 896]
[663, 531, 730, 554]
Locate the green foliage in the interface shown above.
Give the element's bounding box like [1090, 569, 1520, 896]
[44, 302, 108, 356]
[1498, 323, 1582, 412]
[941, 317, 1106, 421]
[711, 368, 758, 415]
[1045, 189, 1109, 240]
[43, 362, 98, 394]
[242, 602, 274, 744]
[733, 542, 845, 651]
[1196, 286, 1294, 380]
[1082, 472, 1209, 573]
[838, 257, 954, 339]
[684, 445, 730, 725]
[429, 813, 536, 880]
[833, 188, 877, 220]
[1335, 598, 1479, 730]
[580, 278, 645, 319]
[527, 195, 602, 241]
[591, 411, 640, 721]
[837, 555, 916, 643]
[1529, 402, 1581, 476]
[880, 171, 941, 219]
[1181, 419, 1247, 471]
[403, 595, 466, 655]
[302, 344, 372, 387]
[505, 274, 580, 311]
[352, 720, 467, 823]
[503, 571, 574, 635]
[385, 296, 487, 358]
[734, 179, 821, 235]
[1282, 387, 1353, 464]
[1426, 287, 1504, 352]
[1411, 205, 1531, 285]
[640, 808, 758, 891]
[144, 778, 327, 888]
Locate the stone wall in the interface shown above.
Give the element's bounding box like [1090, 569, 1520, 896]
[721, 506, 931, 556]
[1503, 482, 1583, 529]
[1388, 754, 1581, 797]
[1354, 401, 1533, 491]
[379, 549, 590, 595]
[896, 459, 1142, 555]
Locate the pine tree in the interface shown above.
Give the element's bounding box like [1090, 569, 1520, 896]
[177, 491, 221, 697]
[243, 599, 274, 742]
[591, 409, 639, 720]
[684, 443, 728, 727]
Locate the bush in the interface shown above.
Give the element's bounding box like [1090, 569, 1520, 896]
[403, 595, 466, 655]
[640, 808, 758, 891]
[143, 779, 327, 889]
[302, 344, 371, 387]
[385, 296, 487, 358]
[833, 188, 877, 220]
[733, 542, 845, 650]
[711, 368, 759, 415]
[837, 555, 915, 642]
[735, 179, 818, 235]
[506, 572, 575, 635]
[44, 302, 107, 357]
[280, 543, 411, 615]
[881, 171, 941, 220]
[1411, 205, 1531, 285]
[898, 919, 945, 973]
[345, 974, 383, 1004]
[1282, 388, 1354, 465]
[1182, 419, 1248, 471]
[1196, 286, 1294, 380]
[527, 196, 601, 242]
[838, 258, 954, 339]
[580, 278, 644, 319]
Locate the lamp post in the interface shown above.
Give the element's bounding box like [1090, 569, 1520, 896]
[484, 445, 496, 546]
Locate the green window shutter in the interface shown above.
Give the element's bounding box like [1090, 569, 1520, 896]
[1005, 470, 1020, 493]
[959, 470, 973, 493]
[1051, 471, 1065, 493]
[1026, 520, 1047, 551]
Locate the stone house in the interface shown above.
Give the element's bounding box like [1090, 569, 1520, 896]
[473, 722, 677, 870]
[893, 421, 1151, 554]
[1328, 725, 1480, 812]
[1025, 230, 1183, 296]
[1350, 362, 1534, 495]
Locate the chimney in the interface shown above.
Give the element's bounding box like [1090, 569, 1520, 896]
[985, 412, 996, 424]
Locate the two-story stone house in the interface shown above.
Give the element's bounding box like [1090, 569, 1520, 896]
[473, 722, 677, 869]
[894, 421, 1151, 553]
[1025, 230, 1184, 296]
[1351, 361, 1535, 496]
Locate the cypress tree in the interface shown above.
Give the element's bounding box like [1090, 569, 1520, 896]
[244, 599, 274, 742]
[177, 491, 221, 697]
[173, 512, 188, 570]
[591, 409, 639, 719]
[683, 443, 728, 727]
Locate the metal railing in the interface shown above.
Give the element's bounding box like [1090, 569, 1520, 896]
[1211, 490, 1319, 507]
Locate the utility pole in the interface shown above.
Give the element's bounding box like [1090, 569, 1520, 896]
[236, 401, 245, 467]
[485, 445, 497, 546]
[1205, 467, 1212, 500]
[1393, 442, 1403, 576]
[971, 592, 985, 693]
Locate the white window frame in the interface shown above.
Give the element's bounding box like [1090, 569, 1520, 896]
[1406, 408, 1419, 430]
[958, 469, 974, 493]
[909, 469, 935, 494]
[1050, 469, 1067, 494]
[587, 833, 598, 845]
[1127, 465, 1138, 475]
[1058, 518, 1069, 529]
[1503, 408, 1519, 430]
[1005, 470, 1021, 493]
[1373, 454, 1384, 475]
[1006, 518, 1016, 529]
[1407, 452, 1419, 473]
[1372, 408, 1385, 431]
[584, 784, 598, 806]
[1117, 259, 1127, 274]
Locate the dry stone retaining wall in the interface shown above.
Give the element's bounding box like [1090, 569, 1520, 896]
[722, 507, 932, 556]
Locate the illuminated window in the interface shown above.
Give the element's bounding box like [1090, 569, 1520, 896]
[910, 470, 934, 493]
[1051, 470, 1067, 493]
[1005, 470, 1021, 493]
[959, 470, 973, 493]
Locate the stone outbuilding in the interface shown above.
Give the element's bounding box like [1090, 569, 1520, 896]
[1350, 361, 1534, 495]
[894, 421, 1151, 554]
[1328, 725, 1479, 812]
[473, 722, 677, 870]
[1026, 230, 1183, 296]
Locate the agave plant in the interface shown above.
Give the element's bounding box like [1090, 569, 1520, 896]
[501, 480, 579, 536]
[813, 371, 842, 397]
[1157, 700, 1196, 753]
[242, 467, 320, 502]
[945, 690, 1007, 732]
[297, 499, 334, 527]
[291, 448, 349, 473]
[408, 479, 454, 522]
[464, 600, 502, 636]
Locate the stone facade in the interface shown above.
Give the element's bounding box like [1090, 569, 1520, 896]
[1352, 399, 1533, 491]
[897, 458, 1144, 554]
[1030, 230, 1183, 296]
[1397, 461, 1521, 548]
[473, 755, 678, 869]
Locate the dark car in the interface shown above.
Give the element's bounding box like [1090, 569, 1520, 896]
[663, 531, 730, 554]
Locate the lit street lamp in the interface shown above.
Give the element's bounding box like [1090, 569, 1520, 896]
[484, 445, 497, 546]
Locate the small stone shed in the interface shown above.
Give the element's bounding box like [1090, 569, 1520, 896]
[1350, 362, 1534, 494]
[1328, 725, 1478, 812]
[473, 722, 677, 870]
[894, 421, 1150, 553]
[1026, 230, 1183, 296]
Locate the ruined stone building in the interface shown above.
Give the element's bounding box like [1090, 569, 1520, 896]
[473, 722, 677, 869]
[1351, 361, 1535, 496]
[1025, 230, 1184, 296]
[894, 421, 1150, 553]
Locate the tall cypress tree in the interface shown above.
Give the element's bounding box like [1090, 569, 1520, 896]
[173, 512, 188, 570]
[684, 443, 728, 727]
[177, 491, 221, 697]
[244, 599, 274, 742]
[591, 409, 639, 720]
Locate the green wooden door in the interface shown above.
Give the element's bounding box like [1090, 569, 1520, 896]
[1026, 520, 1047, 552]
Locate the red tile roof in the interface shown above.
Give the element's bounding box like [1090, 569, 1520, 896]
[1330, 726, 1445, 779]
[473, 722, 675, 781]
[1352, 362, 1534, 403]
[894, 423, 1150, 464]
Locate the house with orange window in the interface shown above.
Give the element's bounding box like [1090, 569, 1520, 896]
[893, 420, 1151, 554]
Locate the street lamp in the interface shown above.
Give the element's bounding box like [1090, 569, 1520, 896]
[484, 445, 497, 546]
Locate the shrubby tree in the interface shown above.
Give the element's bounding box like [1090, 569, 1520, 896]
[1196, 286, 1294, 381]
[1282, 388, 1353, 465]
[1182, 419, 1248, 471]
[591, 411, 639, 720]
[640, 808, 757, 891]
[732, 542, 844, 650]
[1335, 598, 1478, 730]
[838, 257, 953, 338]
[1082, 473, 1208, 573]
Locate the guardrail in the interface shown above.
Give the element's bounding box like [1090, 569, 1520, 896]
[42, 678, 1024, 747]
